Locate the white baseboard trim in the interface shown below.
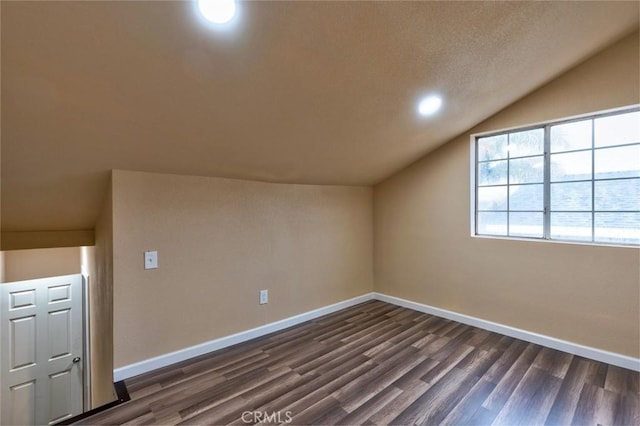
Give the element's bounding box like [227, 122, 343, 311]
[114, 291, 639, 380]
[375, 292, 640, 372]
[113, 293, 375, 381]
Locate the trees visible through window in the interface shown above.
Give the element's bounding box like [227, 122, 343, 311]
[474, 108, 639, 246]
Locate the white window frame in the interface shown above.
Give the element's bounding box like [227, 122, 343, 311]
[470, 105, 640, 247]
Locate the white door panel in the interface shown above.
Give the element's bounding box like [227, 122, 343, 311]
[10, 315, 37, 370]
[1, 274, 83, 425]
[9, 380, 36, 425]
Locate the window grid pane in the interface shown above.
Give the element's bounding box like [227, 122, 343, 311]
[550, 212, 593, 242]
[594, 178, 640, 211]
[550, 151, 592, 182]
[594, 144, 640, 179]
[509, 156, 544, 184]
[550, 119, 592, 153]
[477, 212, 507, 236]
[594, 213, 640, 245]
[551, 182, 592, 211]
[509, 212, 543, 238]
[478, 135, 508, 161]
[594, 111, 640, 148]
[478, 186, 508, 210]
[508, 128, 544, 158]
[478, 160, 508, 186]
[509, 184, 543, 211]
[475, 107, 640, 246]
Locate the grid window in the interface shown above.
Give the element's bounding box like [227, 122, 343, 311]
[474, 108, 640, 246]
[476, 128, 544, 239]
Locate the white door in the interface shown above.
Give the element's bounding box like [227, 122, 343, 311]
[1, 274, 84, 425]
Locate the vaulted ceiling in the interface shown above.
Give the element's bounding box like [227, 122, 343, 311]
[2, 1, 638, 232]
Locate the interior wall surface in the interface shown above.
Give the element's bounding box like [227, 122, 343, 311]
[374, 31, 640, 357]
[2, 247, 81, 282]
[112, 170, 373, 368]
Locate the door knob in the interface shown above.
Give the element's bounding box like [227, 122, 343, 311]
[73, 357, 81, 363]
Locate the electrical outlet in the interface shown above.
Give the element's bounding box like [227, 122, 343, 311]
[259, 289, 268, 305]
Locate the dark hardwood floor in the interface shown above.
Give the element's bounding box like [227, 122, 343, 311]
[76, 301, 639, 425]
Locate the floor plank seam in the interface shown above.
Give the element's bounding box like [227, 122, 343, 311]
[74, 301, 639, 426]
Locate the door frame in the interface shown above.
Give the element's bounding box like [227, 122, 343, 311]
[82, 273, 92, 411]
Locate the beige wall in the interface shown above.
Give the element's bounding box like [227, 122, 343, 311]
[88, 180, 115, 406]
[374, 32, 640, 357]
[112, 170, 373, 367]
[1, 247, 81, 283]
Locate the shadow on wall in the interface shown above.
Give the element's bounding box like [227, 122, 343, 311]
[1, 247, 82, 282]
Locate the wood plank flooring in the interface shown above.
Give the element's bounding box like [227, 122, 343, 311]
[76, 301, 639, 425]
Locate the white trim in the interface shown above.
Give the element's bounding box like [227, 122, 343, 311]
[469, 134, 477, 237]
[114, 291, 639, 381]
[375, 292, 640, 372]
[470, 104, 639, 140]
[113, 293, 375, 381]
[82, 274, 92, 411]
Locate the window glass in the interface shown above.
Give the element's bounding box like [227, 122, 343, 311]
[509, 129, 544, 157]
[550, 120, 591, 153]
[478, 160, 508, 186]
[551, 182, 592, 211]
[594, 111, 640, 147]
[509, 157, 544, 184]
[478, 135, 508, 161]
[594, 179, 640, 211]
[509, 212, 543, 238]
[550, 212, 592, 242]
[509, 184, 543, 211]
[478, 186, 508, 210]
[474, 107, 639, 246]
[594, 213, 640, 245]
[477, 212, 507, 236]
[594, 145, 640, 179]
[550, 151, 592, 182]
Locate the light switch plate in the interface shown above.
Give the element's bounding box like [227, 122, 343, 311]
[259, 289, 268, 305]
[144, 251, 158, 269]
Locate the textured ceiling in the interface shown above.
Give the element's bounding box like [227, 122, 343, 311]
[2, 1, 639, 232]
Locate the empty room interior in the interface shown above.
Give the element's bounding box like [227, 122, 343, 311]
[1, 1, 639, 425]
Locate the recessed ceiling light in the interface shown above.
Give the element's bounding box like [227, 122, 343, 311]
[198, 0, 237, 25]
[418, 95, 443, 116]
